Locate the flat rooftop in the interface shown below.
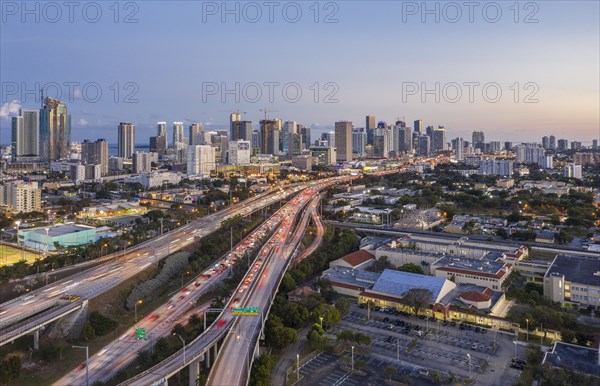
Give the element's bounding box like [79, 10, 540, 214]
[543, 341, 600, 377]
[433, 255, 507, 276]
[547, 255, 600, 287]
[321, 266, 381, 288]
[29, 224, 96, 237]
[371, 269, 448, 301]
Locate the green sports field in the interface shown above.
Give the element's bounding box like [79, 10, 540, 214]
[0, 245, 41, 266]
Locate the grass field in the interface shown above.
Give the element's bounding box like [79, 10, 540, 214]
[0, 245, 41, 266]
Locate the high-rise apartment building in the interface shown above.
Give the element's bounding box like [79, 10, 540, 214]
[299, 126, 311, 150]
[118, 122, 135, 159]
[472, 131, 485, 145]
[172, 122, 185, 146]
[515, 143, 545, 164]
[150, 136, 167, 156]
[187, 145, 216, 176]
[260, 120, 280, 155]
[352, 128, 367, 157]
[334, 121, 353, 162]
[81, 138, 109, 175]
[366, 115, 377, 145]
[189, 123, 204, 146]
[432, 126, 447, 152]
[11, 109, 40, 159]
[0, 182, 42, 213]
[417, 135, 431, 156]
[40, 97, 71, 161]
[557, 139, 569, 151]
[452, 137, 464, 160]
[398, 126, 413, 153]
[133, 152, 154, 173]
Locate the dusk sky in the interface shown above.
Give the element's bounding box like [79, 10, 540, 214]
[1, 1, 598, 144]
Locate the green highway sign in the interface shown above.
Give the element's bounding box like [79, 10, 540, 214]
[232, 306, 259, 316]
[135, 327, 146, 339]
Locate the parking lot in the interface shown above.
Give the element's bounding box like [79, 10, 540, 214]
[325, 304, 523, 386]
[296, 351, 435, 386]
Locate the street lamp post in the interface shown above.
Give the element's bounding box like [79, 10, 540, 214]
[296, 353, 300, 381]
[351, 346, 354, 372]
[467, 353, 471, 379]
[72, 345, 89, 386]
[181, 271, 190, 288]
[15, 221, 23, 261]
[135, 299, 142, 323]
[526, 319, 529, 341]
[319, 316, 323, 329]
[44, 228, 49, 259]
[173, 333, 186, 364]
[513, 340, 517, 359]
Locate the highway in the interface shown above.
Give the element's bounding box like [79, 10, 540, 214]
[0, 183, 308, 346]
[54, 192, 298, 385]
[118, 178, 347, 386]
[294, 194, 325, 264]
[208, 189, 321, 386]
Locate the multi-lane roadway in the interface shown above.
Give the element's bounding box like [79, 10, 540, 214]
[0, 184, 304, 346]
[119, 178, 347, 386]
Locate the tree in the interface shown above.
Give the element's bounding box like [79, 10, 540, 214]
[400, 288, 434, 315]
[335, 299, 351, 317]
[336, 330, 355, 344]
[561, 329, 575, 343]
[354, 359, 366, 371]
[398, 263, 425, 275]
[366, 256, 395, 273]
[432, 371, 441, 384]
[383, 365, 397, 380]
[307, 330, 329, 351]
[280, 272, 297, 293]
[188, 313, 201, 327]
[249, 354, 275, 386]
[82, 322, 96, 341]
[171, 323, 185, 337]
[354, 332, 372, 346]
[136, 349, 152, 366]
[0, 354, 21, 382]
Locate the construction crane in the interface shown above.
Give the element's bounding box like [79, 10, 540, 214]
[259, 108, 278, 121]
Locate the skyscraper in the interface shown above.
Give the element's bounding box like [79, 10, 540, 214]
[352, 128, 367, 157]
[299, 126, 311, 150]
[157, 122, 167, 137]
[366, 115, 376, 145]
[472, 131, 485, 144]
[542, 136, 550, 149]
[118, 122, 135, 159]
[39, 97, 71, 161]
[373, 128, 389, 158]
[398, 126, 413, 153]
[260, 120, 280, 155]
[335, 121, 353, 162]
[557, 139, 569, 151]
[417, 135, 430, 156]
[432, 126, 447, 152]
[549, 135, 556, 150]
[172, 122, 185, 146]
[452, 137, 464, 160]
[81, 138, 109, 175]
[282, 121, 297, 156]
[11, 109, 39, 159]
[189, 123, 204, 146]
[231, 120, 253, 142]
[414, 120, 423, 135]
[149, 135, 167, 156]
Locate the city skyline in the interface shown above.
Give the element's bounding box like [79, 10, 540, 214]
[1, 1, 598, 144]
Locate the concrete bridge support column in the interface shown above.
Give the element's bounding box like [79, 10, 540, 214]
[206, 348, 210, 368]
[33, 329, 39, 350]
[212, 343, 218, 364]
[188, 359, 200, 386]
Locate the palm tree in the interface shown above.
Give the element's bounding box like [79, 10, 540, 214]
[171, 323, 185, 337]
[188, 313, 201, 326]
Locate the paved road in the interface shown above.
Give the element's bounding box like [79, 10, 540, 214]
[0, 185, 302, 346]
